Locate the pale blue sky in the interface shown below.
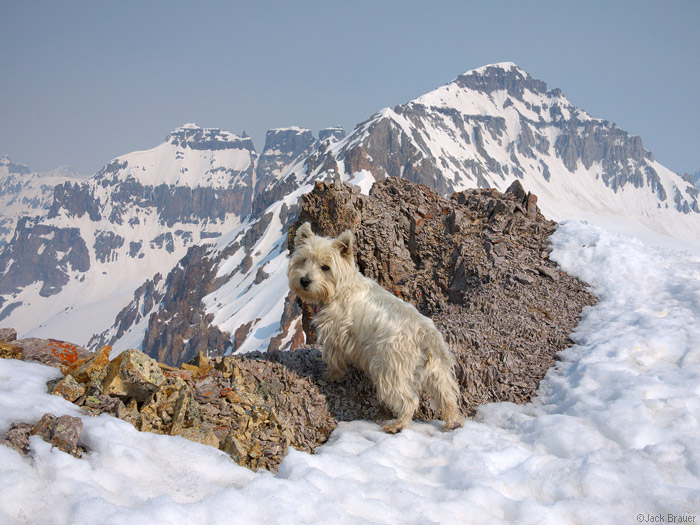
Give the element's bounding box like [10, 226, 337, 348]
[1, 0, 698, 175]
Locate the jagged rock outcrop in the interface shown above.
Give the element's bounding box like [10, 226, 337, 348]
[285, 177, 596, 416]
[0, 340, 334, 471]
[253, 127, 318, 209]
[48, 180, 103, 220]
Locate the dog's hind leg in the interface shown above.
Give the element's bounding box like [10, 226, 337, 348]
[420, 328, 464, 431]
[423, 355, 463, 431]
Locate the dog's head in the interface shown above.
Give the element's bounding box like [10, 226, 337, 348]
[287, 222, 355, 304]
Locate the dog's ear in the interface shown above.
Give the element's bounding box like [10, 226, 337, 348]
[334, 230, 354, 260]
[294, 222, 313, 247]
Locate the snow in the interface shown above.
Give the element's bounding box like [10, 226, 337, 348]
[0, 157, 86, 246]
[268, 126, 311, 133]
[2, 221, 699, 523]
[111, 140, 254, 189]
[348, 170, 375, 195]
[202, 188, 308, 354]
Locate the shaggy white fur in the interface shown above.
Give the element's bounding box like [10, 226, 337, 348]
[287, 222, 463, 433]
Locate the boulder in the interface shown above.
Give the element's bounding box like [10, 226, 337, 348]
[30, 414, 84, 456]
[0, 327, 17, 343]
[0, 422, 33, 455]
[0, 341, 22, 360]
[63, 344, 112, 384]
[102, 349, 166, 401]
[1, 414, 85, 458]
[12, 337, 91, 368]
[50, 375, 86, 402]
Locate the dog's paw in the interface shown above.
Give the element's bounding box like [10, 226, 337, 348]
[441, 417, 464, 432]
[381, 420, 407, 434]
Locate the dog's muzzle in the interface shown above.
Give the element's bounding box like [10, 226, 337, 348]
[300, 276, 311, 289]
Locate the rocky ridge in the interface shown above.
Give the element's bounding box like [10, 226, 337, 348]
[1, 331, 334, 472]
[284, 177, 596, 415]
[1, 178, 595, 471]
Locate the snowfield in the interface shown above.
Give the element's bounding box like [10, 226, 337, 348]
[1, 220, 699, 524]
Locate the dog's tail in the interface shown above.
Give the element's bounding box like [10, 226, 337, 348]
[421, 328, 463, 430]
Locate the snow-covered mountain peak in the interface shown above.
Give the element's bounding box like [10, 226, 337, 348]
[89, 124, 257, 191]
[454, 61, 545, 92]
[164, 123, 255, 152]
[467, 61, 523, 75]
[305, 63, 698, 244]
[0, 155, 32, 176]
[37, 165, 86, 179]
[409, 61, 589, 126]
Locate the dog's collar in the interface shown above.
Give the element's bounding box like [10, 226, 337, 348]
[312, 302, 325, 315]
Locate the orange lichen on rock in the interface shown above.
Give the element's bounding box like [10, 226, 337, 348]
[48, 339, 82, 365]
[63, 345, 112, 384]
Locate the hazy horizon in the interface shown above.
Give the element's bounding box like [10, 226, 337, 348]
[1, 0, 698, 176]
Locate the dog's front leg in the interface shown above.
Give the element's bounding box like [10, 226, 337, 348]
[322, 344, 348, 382]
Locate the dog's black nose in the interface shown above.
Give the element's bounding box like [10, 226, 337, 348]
[300, 276, 311, 289]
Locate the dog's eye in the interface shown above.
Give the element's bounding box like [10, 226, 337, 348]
[321, 264, 330, 272]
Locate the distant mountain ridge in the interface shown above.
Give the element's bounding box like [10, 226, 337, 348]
[0, 124, 344, 343]
[2, 62, 698, 363]
[690, 169, 700, 190]
[0, 155, 87, 248]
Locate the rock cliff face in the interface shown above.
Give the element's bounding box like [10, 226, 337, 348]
[253, 127, 318, 209]
[318, 126, 347, 142]
[691, 169, 700, 190]
[140, 245, 233, 366]
[0, 218, 89, 307]
[165, 125, 256, 152]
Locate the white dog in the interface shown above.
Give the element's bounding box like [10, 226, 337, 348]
[287, 222, 463, 433]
